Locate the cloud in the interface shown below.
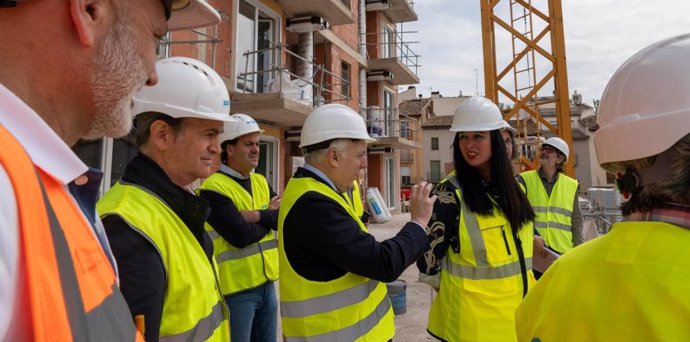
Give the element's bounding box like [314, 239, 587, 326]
[404, 0, 690, 106]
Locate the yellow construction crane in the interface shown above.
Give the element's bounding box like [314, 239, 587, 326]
[480, 0, 575, 177]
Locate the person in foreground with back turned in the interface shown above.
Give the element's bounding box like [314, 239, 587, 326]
[516, 33, 690, 342]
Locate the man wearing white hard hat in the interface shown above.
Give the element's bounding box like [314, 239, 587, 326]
[277, 104, 437, 341]
[0, 1, 219, 341]
[197, 113, 280, 342]
[517, 136, 583, 263]
[98, 57, 234, 342]
[516, 34, 690, 341]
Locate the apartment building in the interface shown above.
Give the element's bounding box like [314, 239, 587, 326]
[72, 0, 421, 210]
[397, 87, 433, 196]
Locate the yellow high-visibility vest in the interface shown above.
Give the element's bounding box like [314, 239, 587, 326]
[278, 176, 394, 342]
[521, 170, 579, 253]
[516, 221, 690, 341]
[198, 172, 278, 295]
[97, 182, 229, 342]
[428, 173, 535, 342]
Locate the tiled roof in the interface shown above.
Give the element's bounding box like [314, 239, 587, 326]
[579, 115, 599, 131]
[400, 98, 432, 117]
[541, 128, 590, 141]
[508, 118, 540, 135]
[422, 115, 453, 129]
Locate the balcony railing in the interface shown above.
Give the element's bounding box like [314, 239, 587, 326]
[364, 107, 419, 140]
[363, 29, 420, 75]
[237, 42, 350, 106]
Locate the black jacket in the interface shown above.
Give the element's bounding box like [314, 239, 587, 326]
[282, 167, 429, 283]
[102, 154, 214, 342]
[197, 170, 278, 248]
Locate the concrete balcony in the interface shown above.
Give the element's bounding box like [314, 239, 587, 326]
[364, 30, 420, 85]
[366, 0, 418, 23]
[229, 44, 351, 129]
[365, 107, 421, 150]
[229, 91, 313, 129]
[367, 58, 419, 85]
[278, 0, 355, 26]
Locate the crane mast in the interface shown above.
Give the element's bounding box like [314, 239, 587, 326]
[480, 0, 574, 177]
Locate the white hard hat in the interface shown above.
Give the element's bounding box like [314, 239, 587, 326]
[595, 34, 690, 170]
[542, 137, 569, 163]
[450, 96, 514, 133]
[165, 0, 221, 31]
[299, 104, 376, 149]
[219, 113, 265, 143]
[132, 57, 235, 122]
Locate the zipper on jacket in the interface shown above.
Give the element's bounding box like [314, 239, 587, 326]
[500, 226, 511, 255]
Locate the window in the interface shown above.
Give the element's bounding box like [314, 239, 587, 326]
[382, 26, 396, 59]
[256, 138, 279, 191]
[401, 166, 411, 186]
[235, 0, 279, 93]
[384, 157, 396, 208]
[383, 89, 395, 136]
[341, 61, 350, 99]
[430, 160, 441, 182]
[431, 137, 439, 150]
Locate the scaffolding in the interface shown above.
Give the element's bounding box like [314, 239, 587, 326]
[236, 42, 351, 106]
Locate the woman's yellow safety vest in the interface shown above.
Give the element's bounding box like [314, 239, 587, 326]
[516, 221, 690, 341]
[97, 182, 229, 342]
[521, 170, 578, 253]
[278, 176, 394, 342]
[428, 174, 535, 342]
[197, 172, 279, 295]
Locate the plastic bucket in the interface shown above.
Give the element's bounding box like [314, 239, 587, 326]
[386, 279, 407, 315]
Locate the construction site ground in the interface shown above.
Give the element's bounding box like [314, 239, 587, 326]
[277, 212, 437, 341]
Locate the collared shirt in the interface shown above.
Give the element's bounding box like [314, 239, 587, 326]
[0, 83, 95, 339]
[626, 203, 690, 230]
[303, 163, 339, 191]
[220, 163, 249, 180]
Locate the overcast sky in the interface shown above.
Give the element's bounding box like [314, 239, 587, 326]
[401, 0, 690, 108]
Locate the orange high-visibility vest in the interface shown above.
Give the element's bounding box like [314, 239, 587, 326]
[0, 124, 142, 342]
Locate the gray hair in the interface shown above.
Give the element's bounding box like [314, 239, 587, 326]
[619, 134, 690, 215]
[303, 139, 350, 164]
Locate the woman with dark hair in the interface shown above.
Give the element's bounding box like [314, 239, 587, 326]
[418, 96, 536, 342]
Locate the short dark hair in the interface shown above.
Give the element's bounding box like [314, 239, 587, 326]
[133, 112, 185, 147]
[220, 139, 239, 164]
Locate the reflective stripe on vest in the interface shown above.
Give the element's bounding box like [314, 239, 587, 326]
[159, 301, 224, 342]
[197, 172, 279, 295]
[216, 239, 277, 262]
[0, 124, 141, 342]
[521, 170, 578, 253]
[98, 182, 228, 342]
[284, 296, 392, 342]
[278, 176, 394, 341]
